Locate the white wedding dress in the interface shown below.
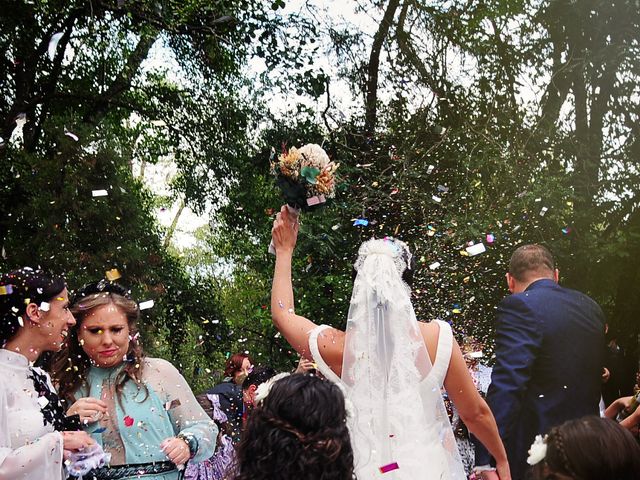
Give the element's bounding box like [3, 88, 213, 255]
[308, 239, 466, 480]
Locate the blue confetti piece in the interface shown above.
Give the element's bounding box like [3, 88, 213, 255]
[353, 219, 369, 227]
[93, 427, 107, 434]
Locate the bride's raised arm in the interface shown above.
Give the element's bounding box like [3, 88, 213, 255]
[270, 206, 344, 373]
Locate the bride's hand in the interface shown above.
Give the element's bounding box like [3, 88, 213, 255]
[271, 205, 299, 254]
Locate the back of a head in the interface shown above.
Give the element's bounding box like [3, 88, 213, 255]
[536, 416, 640, 480]
[234, 374, 354, 480]
[242, 365, 276, 390]
[509, 244, 555, 282]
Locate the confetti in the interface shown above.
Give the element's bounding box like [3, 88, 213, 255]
[48, 33, 64, 61]
[562, 227, 571, 234]
[92, 190, 108, 197]
[437, 185, 449, 193]
[331, 224, 340, 231]
[0, 285, 13, 295]
[379, 462, 400, 474]
[93, 427, 107, 434]
[465, 243, 486, 256]
[123, 416, 134, 427]
[429, 262, 441, 270]
[432, 195, 442, 203]
[105, 269, 121, 281]
[64, 131, 79, 142]
[426, 165, 435, 174]
[139, 300, 154, 310]
[37, 396, 50, 408]
[539, 207, 548, 216]
[486, 234, 495, 244]
[306, 194, 326, 206]
[39, 302, 50, 312]
[353, 219, 369, 227]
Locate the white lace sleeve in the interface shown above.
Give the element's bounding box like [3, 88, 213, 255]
[0, 378, 65, 479]
[143, 358, 218, 463]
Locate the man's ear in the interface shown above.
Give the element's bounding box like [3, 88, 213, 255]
[553, 268, 560, 283]
[24, 303, 42, 324]
[506, 273, 516, 293]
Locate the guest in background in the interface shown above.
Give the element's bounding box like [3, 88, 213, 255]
[185, 393, 235, 480]
[241, 366, 276, 426]
[206, 353, 253, 443]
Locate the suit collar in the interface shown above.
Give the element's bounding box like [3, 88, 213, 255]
[525, 278, 557, 292]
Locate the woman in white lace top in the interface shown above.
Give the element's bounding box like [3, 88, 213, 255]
[0, 268, 95, 479]
[270, 206, 510, 480]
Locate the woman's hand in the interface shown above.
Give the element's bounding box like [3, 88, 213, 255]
[161, 436, 191, 466]
[67, 397, 108, 424]
[495, 460, 511, 480]
[271, 205, 299, 255]
[62, 430, 96, 456]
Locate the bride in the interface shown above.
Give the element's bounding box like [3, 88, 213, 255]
[270, 206, 510, 480]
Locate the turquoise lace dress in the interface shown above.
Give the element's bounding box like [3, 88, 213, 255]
[75, 358, 217, 480]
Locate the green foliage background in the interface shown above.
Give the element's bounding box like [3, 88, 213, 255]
[1, 0, 639, 391]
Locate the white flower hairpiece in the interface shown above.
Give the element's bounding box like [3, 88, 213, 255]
[527, 434, 548, 465]
[254, 372, 291, 404]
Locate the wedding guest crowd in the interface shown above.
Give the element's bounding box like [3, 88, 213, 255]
[3, 232, 640, 480]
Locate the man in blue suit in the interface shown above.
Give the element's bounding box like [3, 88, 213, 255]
[474, 244, 606, 480]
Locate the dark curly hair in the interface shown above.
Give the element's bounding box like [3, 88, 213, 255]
[0, 267, 66, 346]
[529, 416, 640, 480]
[233, 374, 354, 480]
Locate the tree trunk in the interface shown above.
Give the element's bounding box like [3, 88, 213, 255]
[364, 0, 401, 135]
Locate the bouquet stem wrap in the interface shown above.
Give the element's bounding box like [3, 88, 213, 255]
[268, 205, 300, 255]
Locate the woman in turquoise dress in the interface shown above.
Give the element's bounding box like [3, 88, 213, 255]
[52, 281, 217, 479]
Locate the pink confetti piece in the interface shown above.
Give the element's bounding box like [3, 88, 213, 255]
[123, 416, 134, 427]
[486, 233, 495, 244]
[306, 194, 326, 206]
[379, 462, 399, 474]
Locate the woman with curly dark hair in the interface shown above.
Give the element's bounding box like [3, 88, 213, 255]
[233, 373, 354, 480]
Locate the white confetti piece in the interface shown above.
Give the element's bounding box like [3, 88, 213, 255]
[465, 243, 486, 256]
[539, 207, 548, 216]
[39, 302, 50, 312]
[427, 165, 435, 174]
[432, 195, 442, 203]
[139, 300, 154, 310]
[48, 32, 64, 61]
[64, 131, 79, 142]
[429, 262, 441, 270]
[37, 396, 50, 408]
[92, 190, 108, 197]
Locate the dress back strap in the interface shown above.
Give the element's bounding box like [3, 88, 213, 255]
[431, 320, 453, 387]
[308, 325, 342, 385]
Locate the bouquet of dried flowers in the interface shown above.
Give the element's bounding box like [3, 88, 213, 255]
[268, 143, 339, 254]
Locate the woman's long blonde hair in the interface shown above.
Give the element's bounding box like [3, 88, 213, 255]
[52, 291, 147, 406]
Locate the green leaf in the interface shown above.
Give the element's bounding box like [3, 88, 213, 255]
[300, 166, 320, 184]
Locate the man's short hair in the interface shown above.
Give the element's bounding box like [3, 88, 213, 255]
[508, 244, 555, 282]
[242, 366, 276, 390]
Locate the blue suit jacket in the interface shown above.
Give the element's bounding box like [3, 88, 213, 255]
[475, 279, 606, 480]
